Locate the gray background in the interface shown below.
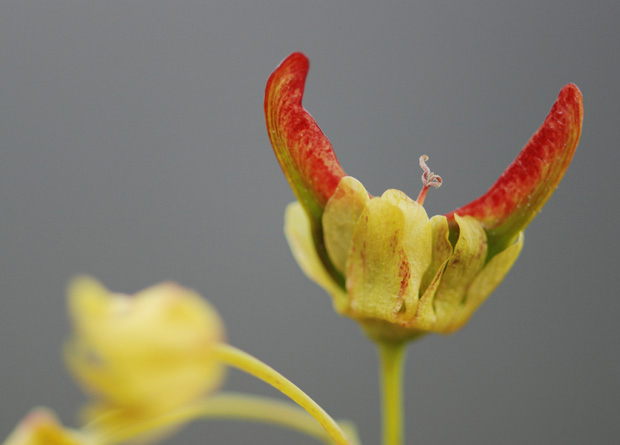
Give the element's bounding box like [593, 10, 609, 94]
[1, 1, 618, 444]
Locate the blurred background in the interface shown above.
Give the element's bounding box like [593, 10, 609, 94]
[1, 1, 618, 443]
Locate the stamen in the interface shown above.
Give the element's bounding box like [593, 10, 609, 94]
[416, 155, 442, 205]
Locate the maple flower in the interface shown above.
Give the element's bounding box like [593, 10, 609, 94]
[265, 53, 582, 342]
[64, 276, 226, 436]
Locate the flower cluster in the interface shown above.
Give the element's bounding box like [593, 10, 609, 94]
[4, 277, 354, 445]
[4, 52, 582, 445]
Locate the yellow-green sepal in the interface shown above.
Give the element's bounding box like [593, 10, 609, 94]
[323, 176, 370, 275]
[432, 214, 488, 332]
[284, 202, 349, 312]
[447, 231, 524, 332]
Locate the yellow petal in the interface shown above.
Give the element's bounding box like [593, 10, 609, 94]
[322, 176, 370, 274]
[284, 202, 348, 312]
[67, 276, 110, 343]
[346, 189, 432, 322]
[432, 214, 488, 332]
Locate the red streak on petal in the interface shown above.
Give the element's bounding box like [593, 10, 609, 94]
[398, 248, 410, 299]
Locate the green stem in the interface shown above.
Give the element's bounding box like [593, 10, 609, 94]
[213, 343, 351, 445]
[378, 341, 407, 445]
[101, 392, 358, 444]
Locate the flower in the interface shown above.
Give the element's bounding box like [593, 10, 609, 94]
[265, 53, 582, 342]
[2, 408, 94, 445]
[64, 276, 226, 435]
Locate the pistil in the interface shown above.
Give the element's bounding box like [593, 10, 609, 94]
[416, 155, 442, 205]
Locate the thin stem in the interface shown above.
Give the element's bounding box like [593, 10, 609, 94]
[213, 343, 351, 445]
[378, 341, 407, 445]
[101, 392, 358, 444]
[416, 186, 430, 205]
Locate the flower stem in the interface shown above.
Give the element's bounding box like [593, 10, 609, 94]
[213, 343, 351, 445]
[102, 392, 359, 445]
[377, 341, 407, 445]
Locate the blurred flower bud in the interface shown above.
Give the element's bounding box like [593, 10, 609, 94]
[65, 276, 226, 433]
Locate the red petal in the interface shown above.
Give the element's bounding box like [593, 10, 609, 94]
[265, 53, 346, 219]
[446, 84, 583, 250]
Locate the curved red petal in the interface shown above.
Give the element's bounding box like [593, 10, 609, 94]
[446, 84, 583, 250]
[265, 53, 346, 219]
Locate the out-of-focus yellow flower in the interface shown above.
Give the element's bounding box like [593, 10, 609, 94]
[265, 53, 582, 342]
[2, 408, 93, 445]
[65, 276, 226, 434]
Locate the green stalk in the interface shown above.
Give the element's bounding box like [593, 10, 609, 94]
[213, 343, 351, 445]
[101, 392, 358, 444]
[377, 341, 407, 445]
